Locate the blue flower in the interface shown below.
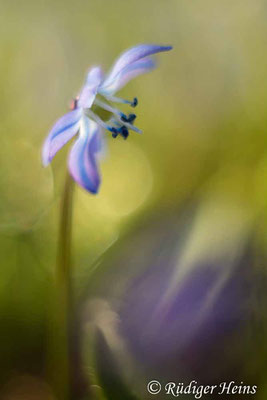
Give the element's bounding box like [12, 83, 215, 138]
[42, 44, 172, 193]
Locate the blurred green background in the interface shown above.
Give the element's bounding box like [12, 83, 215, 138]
[0, 0, 267, 399]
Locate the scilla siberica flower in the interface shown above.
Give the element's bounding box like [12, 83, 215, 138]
[42, 44, 172, 193]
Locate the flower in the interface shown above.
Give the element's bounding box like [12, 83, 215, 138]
[42, 44, 172, 193]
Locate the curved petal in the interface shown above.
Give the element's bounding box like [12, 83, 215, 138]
[68, 116, 102, 193]
[78, 66, 104, 109]
[99, 58, 156, 95]
[102, 44, 172, 89]
[42, 108, 82, 166]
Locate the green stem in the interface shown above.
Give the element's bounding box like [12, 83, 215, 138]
[58, 172, 75, 399]
[57, 172, 74, 309]
[52, 172, 75, 400]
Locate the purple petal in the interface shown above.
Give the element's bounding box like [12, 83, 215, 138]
[42, 108, 82, 166]
[68, 116, 102, 193]
[99, 58, 156, 95]
[102, 44, 172, 89]
[78, 66, 104, 109]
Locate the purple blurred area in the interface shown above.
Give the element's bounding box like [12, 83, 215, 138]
[82, 209, 264, 398]
[119, 255, 251, 380]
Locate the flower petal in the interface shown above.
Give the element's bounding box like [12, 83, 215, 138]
[78, 66, 104, 109]
[42, 108, 82, 166]
[99, 58, 156, 95]
[102, 44, 172, 89]
[68, 116, 102, 193]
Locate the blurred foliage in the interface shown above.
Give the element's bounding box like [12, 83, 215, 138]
[0, 0, 267, 399]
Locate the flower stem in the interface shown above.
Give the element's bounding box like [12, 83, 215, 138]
[52, 172, 74, 400]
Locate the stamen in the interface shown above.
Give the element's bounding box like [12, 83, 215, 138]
[109, 112, 141, 134]
[86, 109, 118, 134]
[119, 119, 142, 134]
[128, 113, 137, 122]
[112, 126, 129, 140]
[110, 118, 121, 128]
[98, 98, 137, 125]
[120, 126, 129, 140]
[94, 98, 127, 120]
[86, 109, 142, 136]
[104, 95, 139, 108]
[132, 97, 138, 107]
[121, 113, 136, 123]
[92, 105, 142, 134]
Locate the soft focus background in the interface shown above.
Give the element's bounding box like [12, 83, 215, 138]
[0, 0, 267, 399]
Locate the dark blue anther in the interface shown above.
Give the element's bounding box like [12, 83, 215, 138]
[131, 97, 138, 107]
[120, 126, 129, 140]
[109, 127, 119, 138]
[108, 126, 117, 133]
[120, 113, 128, 122]
[127, 113, 136, 123]
[121, 113, 136, 123]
